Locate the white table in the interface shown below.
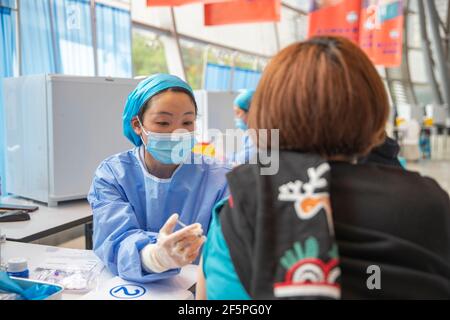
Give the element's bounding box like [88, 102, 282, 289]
[0, 241, 112, 300]
[1, 241, 197, 300]
[0, 197, 93, 248]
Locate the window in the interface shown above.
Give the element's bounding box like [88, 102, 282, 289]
[0, 0, 17, 195]
[132, 29, 168, 77]
[18, 0, 132, 76]
[180, 39, 204, 89]
[53, 0, 95, 76]
[96, 2, 132, 77]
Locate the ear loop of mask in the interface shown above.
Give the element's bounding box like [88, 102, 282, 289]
[136, 116, 150, 146]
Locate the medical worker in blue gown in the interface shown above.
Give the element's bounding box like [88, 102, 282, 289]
[228, 89, 257, 165]
[88, 74, 231, 283]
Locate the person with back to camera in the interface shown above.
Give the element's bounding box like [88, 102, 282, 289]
[197, 36, 450, 300]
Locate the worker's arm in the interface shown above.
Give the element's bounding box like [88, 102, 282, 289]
[88, 162, 179, 283]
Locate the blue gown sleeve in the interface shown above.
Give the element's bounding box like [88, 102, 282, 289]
[202, 198, 251, 300]
[88, 161, 179, 283]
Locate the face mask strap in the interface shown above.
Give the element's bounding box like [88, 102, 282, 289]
[136, 116, 150, 148]
[137, 116, 151, 135]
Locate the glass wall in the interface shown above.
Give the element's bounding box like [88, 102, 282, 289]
[132, 29, 168, 77]
[0, 0, 133, 193]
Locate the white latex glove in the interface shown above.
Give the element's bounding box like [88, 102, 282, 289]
[140, 213, 206, 273]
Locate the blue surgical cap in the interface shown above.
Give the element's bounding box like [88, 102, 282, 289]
[123, 73, 195, 146]
[234, 89, 255, 112]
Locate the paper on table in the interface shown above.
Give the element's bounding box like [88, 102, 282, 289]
[81, 276, 194, 300]
[81, 264, 198, 300]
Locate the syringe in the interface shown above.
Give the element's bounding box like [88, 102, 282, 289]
[176, 219, 203, 238]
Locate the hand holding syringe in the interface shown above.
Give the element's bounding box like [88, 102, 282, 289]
[176, 219, 204, 238]
[146, 214, 206, 273]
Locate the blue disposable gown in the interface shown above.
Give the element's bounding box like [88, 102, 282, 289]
[87, 147, 230, 283]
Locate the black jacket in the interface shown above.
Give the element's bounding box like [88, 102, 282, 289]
[220, 152, 450, 299]
[359, 136, 403, 168]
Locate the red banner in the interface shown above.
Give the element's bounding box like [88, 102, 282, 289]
[359, 0, 404, 67]
[204, 0, 281, 26]
[308, 0, 404, 66]
[307, 0, 362, 43]
[147, 0, 231, 7]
